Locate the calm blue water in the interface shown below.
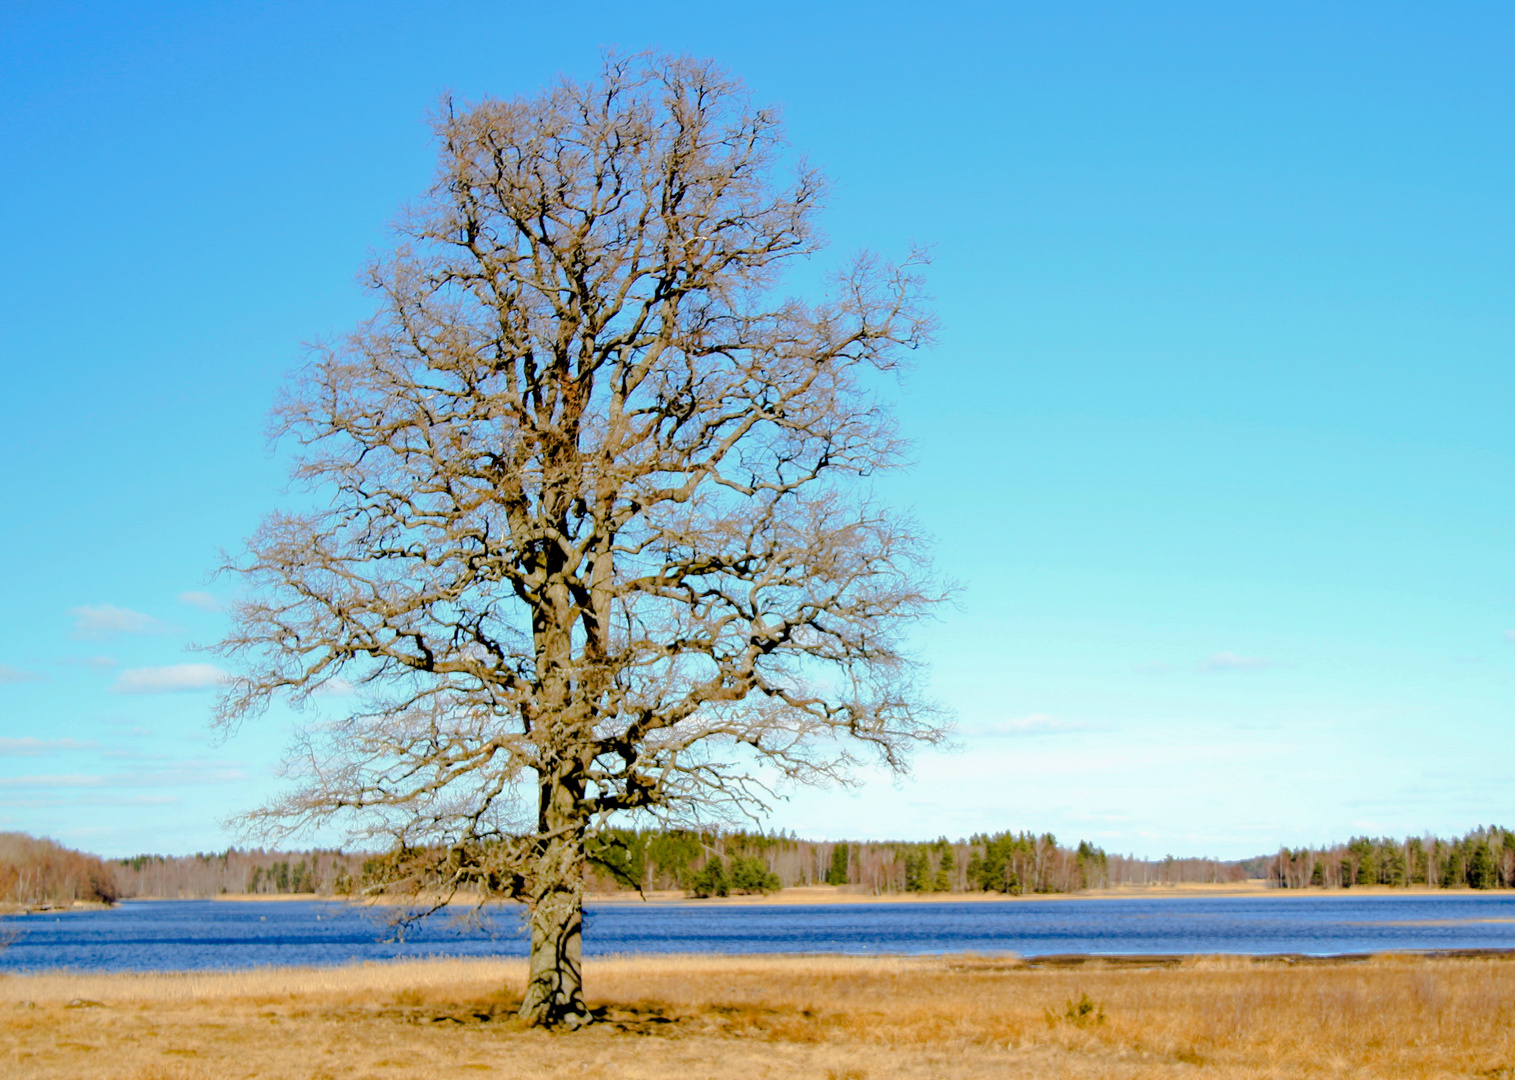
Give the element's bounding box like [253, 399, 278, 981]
[3, 894, 1514, 973]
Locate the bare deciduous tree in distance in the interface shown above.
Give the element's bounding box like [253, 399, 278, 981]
[215, 53, 945, 1028]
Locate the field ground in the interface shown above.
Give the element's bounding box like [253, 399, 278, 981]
[3, 952, 1513, 1079]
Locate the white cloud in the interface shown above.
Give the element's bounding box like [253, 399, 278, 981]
[979, 713, 1093, 737]
[311, 677, 356, 697]
[1504, 629, 1515, 642]
[178, 591, 223, 612]
[1199, 651, 1275, 672]
[70, 604, 174, 640]
[111, 663, 228, 695]
[0, 664, 43, 684]
[0, 737, 96, 756]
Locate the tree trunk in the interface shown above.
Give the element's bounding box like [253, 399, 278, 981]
[518, 764, 590, 1028]
[520, 874, 587, 1027]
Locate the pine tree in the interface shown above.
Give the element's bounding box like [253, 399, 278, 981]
[933, 842, 954, 892]
[826, 844, 851, 887]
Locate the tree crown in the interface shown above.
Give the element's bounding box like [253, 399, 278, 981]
[215, 53, 943, 872]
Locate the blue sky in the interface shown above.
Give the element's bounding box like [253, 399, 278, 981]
[1, 1, 1510, 859]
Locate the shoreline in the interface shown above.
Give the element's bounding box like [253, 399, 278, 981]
[6, 947, 1515, 980]
[0, 900, 112, 916]
[193, 881, 1513, 907]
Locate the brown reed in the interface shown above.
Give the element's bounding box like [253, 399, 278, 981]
[3, 952, 1512, 1078]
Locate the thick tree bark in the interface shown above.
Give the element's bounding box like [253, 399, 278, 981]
[519, 762, 590, 1027]
[520, 871, 587, 1026]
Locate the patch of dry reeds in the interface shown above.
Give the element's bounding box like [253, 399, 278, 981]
[2, 952, 1512, 1078]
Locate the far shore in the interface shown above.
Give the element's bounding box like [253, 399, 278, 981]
[192, 881, 1511, 907]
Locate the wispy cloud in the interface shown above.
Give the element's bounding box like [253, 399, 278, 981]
[95, 794, 180, 807]
[111, 663, 227, 694]
[980, 713, 1094, 737]
[61, 655, 117, 670]
[70, 604, 174, 640]
[98, 716, 151, 733]
[0, 795, 70, 810]
[311, 677, 356, 698]
[0, 791, 184, 810]
[1504, 629, 1515, 642]
[0, 664, 43, 684]
[178, 591, 223, 612]
[0, 758, 246, 790]
[0, 774, 103, 788]
[102, 747, 175, 761]
[1199, 651, 1275, 672]
[0, 737, 96, 756]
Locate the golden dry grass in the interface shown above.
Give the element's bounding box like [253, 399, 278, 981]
[2, 952, 1513, 1078]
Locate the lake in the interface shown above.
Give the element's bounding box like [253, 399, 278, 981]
[3, 893, 1513, 973]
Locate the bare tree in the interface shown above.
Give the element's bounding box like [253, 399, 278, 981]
[215, 52, 943, 1028]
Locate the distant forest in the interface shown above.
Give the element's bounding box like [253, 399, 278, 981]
[583, 830, 1256, 897]
[112, 830, 1251, 899]
[5, 826, 1511, 906]
[0, 833, 118, 907]
[113, 848, 367, 900]
[1268, 826, 1515, 890]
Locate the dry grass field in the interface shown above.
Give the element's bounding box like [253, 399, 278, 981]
[2, 952, 1512, 1079]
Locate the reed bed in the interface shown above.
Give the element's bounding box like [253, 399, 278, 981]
[3, 952, 1512, 1078]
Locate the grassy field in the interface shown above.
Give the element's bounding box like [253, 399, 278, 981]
[3, 952, 1513, 1078]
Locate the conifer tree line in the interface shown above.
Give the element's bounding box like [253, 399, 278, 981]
[1268, 826, 1515, 889]
[579, 829, 1251, 896]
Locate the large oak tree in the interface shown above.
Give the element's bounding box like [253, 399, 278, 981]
[216, 53, 944, 1027]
